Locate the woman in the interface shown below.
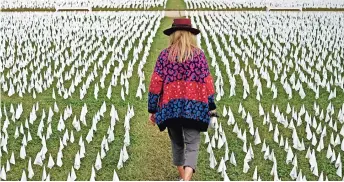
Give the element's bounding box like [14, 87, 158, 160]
[147, 18, 217, 181]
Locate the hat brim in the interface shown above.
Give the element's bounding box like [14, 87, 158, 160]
[163, 27, 200, 36]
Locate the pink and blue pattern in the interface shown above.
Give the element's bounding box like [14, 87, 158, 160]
[148, 47, 216, 132]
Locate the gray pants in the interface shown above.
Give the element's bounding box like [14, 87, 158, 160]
[167, 126, 201, 173]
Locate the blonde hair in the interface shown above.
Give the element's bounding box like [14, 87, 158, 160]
[168, 30, 200, 63]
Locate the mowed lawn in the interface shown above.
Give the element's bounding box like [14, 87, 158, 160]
[1, 11, 344, 182]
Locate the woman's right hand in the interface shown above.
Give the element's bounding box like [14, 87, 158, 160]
[208, 109, 218, 117]
[209, 109, 216, 114]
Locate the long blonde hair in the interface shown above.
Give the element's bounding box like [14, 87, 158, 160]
[168, 30, 200, 63]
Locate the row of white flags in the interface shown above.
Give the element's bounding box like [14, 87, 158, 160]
[186, 11, 343, 102]
[0, 11, 159, 181]
[1, 99, 344, 180]
[184, 11, 344, 181]
[202, 99, 344, 180]
[0, 0, 167, 9]
[0, 100, 135, 181]
[184, 0, 344, 9]
[1, 10, 344, 181]
[2, 0, 344, 9]
[0, 11, 164, 100]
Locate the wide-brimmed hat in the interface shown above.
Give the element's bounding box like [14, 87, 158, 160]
[163, 18, 200, 36]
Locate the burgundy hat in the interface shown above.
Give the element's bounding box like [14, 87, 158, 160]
[163, 18, 200, 36]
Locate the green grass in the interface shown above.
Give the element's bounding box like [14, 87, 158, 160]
[0, 14, 169, 181]
[0, 60, 129, 180]
[112, 17, 179, 181]
[1, 4, 344, 182]
[0, 15, 208, 181]
[0, 15, 216, 181]
[190, 13, 344, 181]
[116, 17, 221, 181]
[166, 0, 186, 9]
[0, 85, 129, 180]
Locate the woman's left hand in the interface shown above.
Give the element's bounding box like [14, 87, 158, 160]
[149, 113, 156, 125]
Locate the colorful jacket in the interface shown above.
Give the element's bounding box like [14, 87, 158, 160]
[148, 47, 216, 132]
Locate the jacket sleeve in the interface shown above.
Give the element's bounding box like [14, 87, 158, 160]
[148, 51, 164, 114]
[201, 51, 217, 111]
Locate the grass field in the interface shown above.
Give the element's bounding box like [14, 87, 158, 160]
[0, 12, 176, 181]
[0, 13, 222, 181]
[190, 11, 344, 181]
[1, 3, 344, 182]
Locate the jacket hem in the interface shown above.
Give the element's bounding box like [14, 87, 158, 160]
[157, 117, 209, 132]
